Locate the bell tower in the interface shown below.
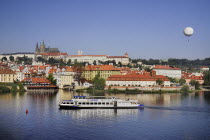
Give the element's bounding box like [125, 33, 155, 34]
[40, 40, 46, 53]
[124, 52, 128, 57]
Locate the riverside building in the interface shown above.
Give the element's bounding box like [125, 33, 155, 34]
[82, 65, 121, 81]
[0, 68, 16, 83]
[153, 65, 182, 79]
[106, 71, 170, 87]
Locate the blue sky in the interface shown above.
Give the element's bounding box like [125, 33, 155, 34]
[0, 0, 209, 59]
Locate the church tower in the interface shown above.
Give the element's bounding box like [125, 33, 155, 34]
[40, 40, 46, 53]
[35, 42, 39, 54]
[124, 52, 129, 57]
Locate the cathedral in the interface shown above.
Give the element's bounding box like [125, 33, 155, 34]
[35, 41, 60, 54]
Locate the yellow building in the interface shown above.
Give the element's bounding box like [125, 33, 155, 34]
[53, 66, 75, 88]
[82, 65, 121, 81]
[0, 68, 16, 83]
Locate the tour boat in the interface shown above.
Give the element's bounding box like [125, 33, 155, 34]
[59, 96, 144, 109]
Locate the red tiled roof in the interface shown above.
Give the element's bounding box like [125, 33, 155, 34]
[0, 68, 16, 74]
[200, 66, 209, 68]
[184, 75, 204, 80]
[107, 72, 169, 81]
[48, 69, 57, 74]
[153, 65, 180, 70]
[40, 52, 68, 56]
[84, 65, 120, 71]
[65, 66, 74, 72]
[21, 77, 51, 84]
[107, 56, 128, 58]
[69, 55, 107, 57]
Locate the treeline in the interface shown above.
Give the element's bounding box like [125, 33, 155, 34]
[1, 55, 33, 65]
[132, 57, 210, 67]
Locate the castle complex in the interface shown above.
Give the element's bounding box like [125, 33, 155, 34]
[35, 41, 60, 54]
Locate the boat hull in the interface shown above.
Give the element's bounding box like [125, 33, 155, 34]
[59, 105, 144, 109]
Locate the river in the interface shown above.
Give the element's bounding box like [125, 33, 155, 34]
[0, 90, 210, 140]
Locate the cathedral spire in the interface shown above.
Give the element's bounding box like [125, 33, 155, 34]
[36, 42, 39, 49]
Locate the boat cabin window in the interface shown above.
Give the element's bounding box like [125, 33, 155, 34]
[67, 102, 69, 104]
[94, 102, 97, 105]
[90, 102, 93, 105]
[78, 102, 81, 105]
[82, 102, 85, 105]
[106, 102, 110, 105]
[98, 102, 101, 105]
[102, 102, 105, 105]
[74, 96, 86, 99]
[86, 102, 89, 105]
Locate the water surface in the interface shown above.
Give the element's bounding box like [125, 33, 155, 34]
[0, 90, 210, 140]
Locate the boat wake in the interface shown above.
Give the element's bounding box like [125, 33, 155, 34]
[144, 106, 210, 113]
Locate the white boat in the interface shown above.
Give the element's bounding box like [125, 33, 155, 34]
[59, 96, 144, 109]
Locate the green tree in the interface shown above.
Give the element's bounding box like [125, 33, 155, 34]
[48, 58, 59, 65]
[180, 85, 190, 94]
[190, 80, 200, 89]
[204, 70, 210, 85]
[47, 74, 57, 85]
[0, 85, 11, 93]
[92, 73, 106, 90]
[93, 60, 97, 65]
[156, 79, 163, 85]
[59, 59, 66, 66]
[1, 57, 7, 62]
[144, 67, 151, 72]
[18, 83, 26, 92]
[179, 78, 186, 86]
[11, 83, 17, 92]
[37, 56, 46, 62]
[9, 56, 14, 62]
[67, 59, 71, 66]
[72, 63, 85, 85]
[118, 62, 122, 67]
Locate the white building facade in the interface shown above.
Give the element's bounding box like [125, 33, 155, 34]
[153, 65, 182, 79]
[65, 51, 129, 65]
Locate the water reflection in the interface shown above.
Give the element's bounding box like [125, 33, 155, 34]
[60, 109, 140, 119]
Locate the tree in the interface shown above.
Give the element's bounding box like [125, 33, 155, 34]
[67, 59, 71, 66]
[156, 79, 163, 85]
[72, 63, 85, 85]
[204, 70, 210, 85]
[0, 85, 11, 93]
[179, 78, 186, 86]
[48, 58, 59, 65]
[180, 85, 190, 94]
[59, 59, 66, 66]
[92, 73, 106, 90]
[190, 80, 200, 89]
[112, 60, 116, 66]
[168, 77, 176, 83]
[37, 56, 45, 62]
[16, 56, 32, 65]
[18, 83, 26, 92]
[144, 67, 151, 72]
[93, 60, 97, 65]
[11, 83, 17, 92]
[47, 74, 57, 85]
[9, 56, 14, 62]
[1, 57, 7, 62]
[118, 62, 122, 67]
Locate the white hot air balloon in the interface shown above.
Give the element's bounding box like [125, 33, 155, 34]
[183, 27, 194, 42]
[183, 27, 194, 36]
